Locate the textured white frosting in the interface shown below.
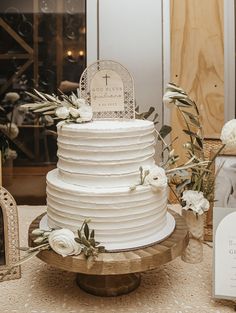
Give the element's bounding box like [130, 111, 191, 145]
[56, 120, 155, 188]
[46, 119, 170, 251]
[47, 169, 168, 250]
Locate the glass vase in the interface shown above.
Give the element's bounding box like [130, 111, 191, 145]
[181, 210, 204, 263]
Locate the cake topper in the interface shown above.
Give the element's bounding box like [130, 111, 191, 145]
[79, 60, 135, 119]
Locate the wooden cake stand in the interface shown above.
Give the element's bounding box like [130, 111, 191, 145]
[28, 210, 188, 297]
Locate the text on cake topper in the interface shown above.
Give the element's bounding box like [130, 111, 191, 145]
[90, 69, 125, 112]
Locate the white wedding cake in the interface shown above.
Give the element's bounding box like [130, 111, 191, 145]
[46, 119, 174, 251]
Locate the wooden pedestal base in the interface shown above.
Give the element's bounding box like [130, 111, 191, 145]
[77, 273, 141, 297]
[28, 210, 188, 297]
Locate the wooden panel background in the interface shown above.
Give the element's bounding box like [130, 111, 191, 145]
[170, 0, 224, 161]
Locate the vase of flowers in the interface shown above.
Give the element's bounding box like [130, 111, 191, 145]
[160, 82, 236, 263]
[180, 190, 209, 263]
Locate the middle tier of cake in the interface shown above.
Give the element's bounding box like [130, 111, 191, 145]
[46, 169, 168, 251]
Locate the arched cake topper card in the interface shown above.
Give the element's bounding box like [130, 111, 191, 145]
[79, 60, 135, 119]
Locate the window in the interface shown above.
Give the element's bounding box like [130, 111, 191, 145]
[0, 0, 86, 204]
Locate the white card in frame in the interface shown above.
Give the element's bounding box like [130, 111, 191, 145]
[79, 60, 135, 119]
[213, 206, 236, 300]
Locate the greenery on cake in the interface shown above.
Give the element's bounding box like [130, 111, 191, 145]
[21, 89, 93, 124]
[0, 220, 105, 281]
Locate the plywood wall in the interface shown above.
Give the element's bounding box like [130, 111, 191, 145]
[170, 0, 224, 160]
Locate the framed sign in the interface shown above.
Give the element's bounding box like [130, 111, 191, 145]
[80, 60, 135, 119]
[213, 206, 236, 300]
[214, 149, 236, 209]
[0, 187, 21, 281]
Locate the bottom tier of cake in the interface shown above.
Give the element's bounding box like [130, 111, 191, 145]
[46, 169, 175, 251]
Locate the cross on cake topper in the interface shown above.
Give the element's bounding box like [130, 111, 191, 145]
[102, 73, 110, 85]
[79, 60, 135, 119]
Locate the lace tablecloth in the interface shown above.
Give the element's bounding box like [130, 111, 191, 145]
[0, 206, 235, 313]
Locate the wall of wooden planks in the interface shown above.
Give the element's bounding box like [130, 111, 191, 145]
[170, 0, 224, 161]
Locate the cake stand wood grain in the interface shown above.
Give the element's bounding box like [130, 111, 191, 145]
[28, 210, 188, 297]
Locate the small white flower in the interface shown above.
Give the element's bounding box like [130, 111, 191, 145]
[76, 98, 87, 108]
[76, 105, 93, 123]
[4, 92, 20, 103]
[220, 119, 236, 149]
[0, 123, 19, 139]
[55, 107, 70, 119]
[70, 93, 86, 108]
[69, 107, 80, 118]
[144, 165, 167, 191]
[163, 91, 188, 109]
[181, 190, 209, 215]
[48, 228, 82, 257]
[5, 148, 17, 160]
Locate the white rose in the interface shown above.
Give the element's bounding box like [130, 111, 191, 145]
[69, 107, 80, 118]
[181, 190, 209, 215]
[76, 105, 93, 123]
[220, 119, 236, 149]
[55, 107, 70, 119]
[163, 91, 188, 109]
[48, 229, 82, 257]
[144, 165, 168, 191]
[4, 92, 20, 103]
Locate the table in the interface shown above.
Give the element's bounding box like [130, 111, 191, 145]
[0, 205, 235, 313]
[28, 210, 188, 297]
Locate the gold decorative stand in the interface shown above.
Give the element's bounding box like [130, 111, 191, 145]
[28, 210, 188, 297]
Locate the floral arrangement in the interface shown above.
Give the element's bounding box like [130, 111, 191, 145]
[21, 89, 93, 124]
[160, 82, 236, 215]
[0, 219, 105, 281]
[130, 165, 167, 192]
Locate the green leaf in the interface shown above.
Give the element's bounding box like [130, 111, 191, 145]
[83, 247, 88, 256]
[152, 112, 159, 123]
[74, 237, 82, 244]
[159, 125, 172, 139]
[143, 107, 155, 119]
[33, 89, 48, 101]
[90, 229, 95, 238]
[34, 105, 58, 113]
[89, 238, 96, 247]
[195, 136, 203, 148]
[77, 230, 81, 239]
[97, 246, 106, 253]
[176, 98, 193, 106]
[182, 110, 200, 127]
[84, 223, 89, 240]
[25, 91, 42, 102]
[81, 236, 90, 247]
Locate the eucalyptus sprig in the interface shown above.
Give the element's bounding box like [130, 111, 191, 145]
[0, 220, 105, 281]
[74, 219, 105, 259]
[21, 89, 93, 124]
[163, 82, 225, 203]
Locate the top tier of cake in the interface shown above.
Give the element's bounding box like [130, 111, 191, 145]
[57, 119, 156, 188]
